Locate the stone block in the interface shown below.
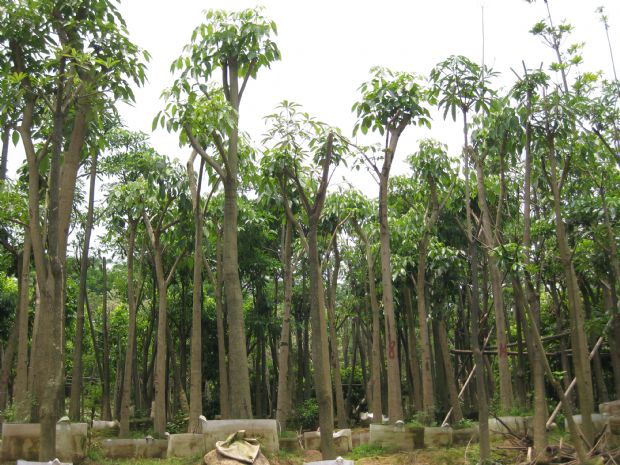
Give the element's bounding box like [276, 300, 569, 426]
[0, 422, 87, 462]
[17, 461, 72, 465]
[600, 400, 620, 417]
[302, 430, 351, 454]
[201, 419, 279, 454]
[608, 416, 620, 448]
[565, 414, 608, 435]
[488, 416, 532, 438]
[303, 460, 354, 465]
[1, 423, 40, 461]
[452, 425, 479, 446]
[279, 436, 302, 453]
[369, 423, 421, 451]
[102, 437, 168, 459]
[424, 427, 452, 448]
[351, 429, 369, 447]
[91, 420, 119, 431]
[303, 431, 321, 451]
[166, 433, 205, 458]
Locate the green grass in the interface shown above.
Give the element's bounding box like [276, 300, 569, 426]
[347, 443, 395, 460]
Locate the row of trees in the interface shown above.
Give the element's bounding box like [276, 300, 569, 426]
[0, 1, 618, 462]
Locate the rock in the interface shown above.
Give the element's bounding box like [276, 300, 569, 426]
[202, 419, 279, 454]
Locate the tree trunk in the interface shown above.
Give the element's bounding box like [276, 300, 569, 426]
[308, 221, 335, 458]
[416, 239, 435, 422]
[0, 127, 8, 180]
[188, 155, 204, 433]
[70, 150, 98, 421]
[474, 154, 513, 411]
[378, 151, 404, 421]
[276, 221, 293, 428]
[403, 283, 423, 412]
[101, 257, 112, 420]
[120, 222, 138, 436]
[327, 243, 347, 428]
[546, 133, 594, 444]
[438, 319, 462, 422]
[210, 231, 230, 419]
[222, 65, 253, 419]
[353, 221, 382, 422]
[14, 232, 31, 420]
[0, 325, 18, 413]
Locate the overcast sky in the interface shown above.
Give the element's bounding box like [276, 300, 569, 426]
[5, 0, 620, 191]
[112, 0, 619, 191]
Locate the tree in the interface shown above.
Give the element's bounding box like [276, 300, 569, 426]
[353, 67, 431, 422]
[263, 101, 349, 458]
[406, 139, 458, 421]
[1, 1, 146, 457]
[159, 8, 280, 418]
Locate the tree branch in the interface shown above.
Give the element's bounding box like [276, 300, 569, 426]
[238, 58, 257, 102]
[185, 126, 226, 180]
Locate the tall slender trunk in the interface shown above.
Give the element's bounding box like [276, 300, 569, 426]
[546, 132, 594, 444]
[14, 232, 31, 420]
[308, 221, 335, 458]
[209, 231, 230, 419]
[152, 250, 168, 436]
[0, 325, 18, 412]
[474, 154, 513, 410]
[223, 65, 252, 419]
[188, 155, 204, 433]
[120, 222, 138, 436]
[327, 244, 347, 428]
[462, 110, 489, 460]
[378, 128, 405, 422]
[102, 257, 112, 420]
[276, 221, 293, 428]
[69, 150, 98, 421]
[437, 319, 462, 422]
[416, 239, 435, 422]
[0, 127, 8, 180]
[403, 283, 423, 412]
[353, 221, 382, 422]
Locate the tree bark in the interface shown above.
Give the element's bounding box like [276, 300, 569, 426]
[474, 153, 513, 410]
[353, 221, 382, 422]
[14, 232, 31, 420]
[276, 220, 293, 428]
[546, 132, 594, 444]
[188, 153, 204, 433]
[437, 319, 463, 422]
[101, 257, 112, 420]
[120, 221, 139, 436]
[70, 150, 98, 421]
[402, 283, 423, 413]
[378, 127, 405, 423]
[327, 243, 347, 428]
[415, 239, 435, 422]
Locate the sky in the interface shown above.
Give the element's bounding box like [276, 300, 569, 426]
[4, 0, 620, 191]
[111, 0, 620, 192]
